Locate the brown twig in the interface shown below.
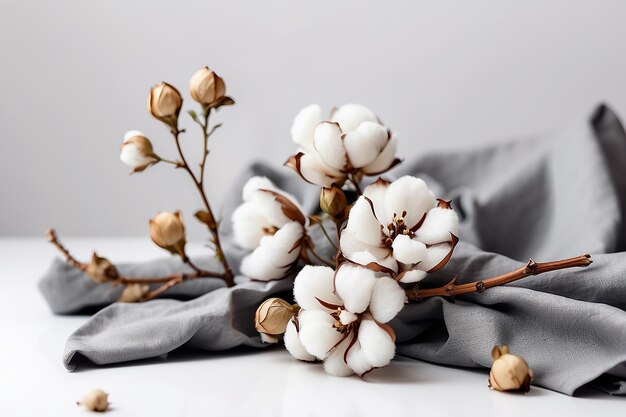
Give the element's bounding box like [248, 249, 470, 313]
[46, 229, 86, 271]
[171, 126, 235, 287]
[142, 274, 185, 300]
[47, 227, 225, 288]
[406, 254, 592, 301]
[349, 174, 363, 195]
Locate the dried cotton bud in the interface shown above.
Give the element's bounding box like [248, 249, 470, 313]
[149, 211, 187, 256]
[77, 388, 109, 412]
[189, 67, 233, 109]
[118, 284, 150, 303]
[120, 130, 159, 173]
[489, 345, 533, 393]
[148, 82, 182, 129]
[85, 252, 119, 283]
[255, 297, 295, 343]
[319, 186, 347, 218]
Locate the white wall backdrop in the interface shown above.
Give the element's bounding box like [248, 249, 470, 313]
[1, 0, 626, 237]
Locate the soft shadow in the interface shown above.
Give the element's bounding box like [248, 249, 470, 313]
[362, 357, 431, 384]
[69, 345, 266, 373]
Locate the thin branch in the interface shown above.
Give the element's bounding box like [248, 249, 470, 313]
[143, 275, 185, 301]
[47, 228, 225, 287]
[304, 244, 335, 267]
[349, 174, 363, 195]
[157, 157, 181, 166]
[198, 109, 211, 187]
[46, 229, 86, 271]
[406, 254, 592, 301]
[170, 127, 235, 287]
[317, 219, 338, 250]
[333, 219, 344, 268]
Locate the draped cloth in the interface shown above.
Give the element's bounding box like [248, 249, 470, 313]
[39, 104, 626, 395]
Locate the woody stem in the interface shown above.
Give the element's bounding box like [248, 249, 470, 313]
[303, 241, 334, 267]
[349, 175, 363, 195]
[406, 254, 592, 301]
[317, 219, 338, 250]
[171, 127, 235, 287]
[143, 275, 185, 301]
[46, 228, 225, 285]
[45, 228, 86, 271]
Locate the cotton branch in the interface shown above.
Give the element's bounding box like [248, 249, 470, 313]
[406, 254, 592, 301]
[46, 228, 227, 301]
[170, 126, 235, 287]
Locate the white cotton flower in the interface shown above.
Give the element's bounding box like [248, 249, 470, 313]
[120, 130, 159, 172]
[284, 263, 405, 376]
[293, 265, 342, 310]
[368, 276, 408, 323]
[239, 221, 304, 280]
[340, 176, 459, 283]
[284, 320, 316, 362]
[286, 104, 400, 187]
[232, 176, 308, 281]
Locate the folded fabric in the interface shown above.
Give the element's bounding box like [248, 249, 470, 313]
[39, 103, 626, 395]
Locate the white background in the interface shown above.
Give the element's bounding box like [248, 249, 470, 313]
[2, 0, 626, 237]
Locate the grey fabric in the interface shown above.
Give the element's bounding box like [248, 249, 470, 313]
[39, 103, 626, 396]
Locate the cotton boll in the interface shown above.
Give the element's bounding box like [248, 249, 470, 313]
[419, 243, 452, 272]
[293, 265, 341, 310]
[240, 222, 304, 280]
[349, 251, 378, 265]
[291, 104, 322, 151]
[231, 203, 271, 250]
[343, 121, 389, 168]
[249, 191, 292, 228]
[346, 341, 373, 376]
[284, 320, 316, 362]
[298, 309, 343, 359]
[398, 269, 427, 284]
[368, 277, 406, 323]
[362, 179, 391, 225]
[391, 235, 427, 265]
[344, 197, 385, 246]
[339, 310, 358, 325]
[415, 207, 459, 245]
[314, 122, 347, 170]
[334, 264, 377, 314]
[323, 337, 355, 377]
[340, 230, 390, 262]
[358, 319, 396, 368]
[363, 137, 398, 175]
[331, 103, 378, 133]
[241, 176, 276, 201]
[294, 152, 340, 188]
[384, 176, 436, 229]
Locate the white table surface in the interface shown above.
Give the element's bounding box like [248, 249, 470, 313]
[0, 238, 624, 416]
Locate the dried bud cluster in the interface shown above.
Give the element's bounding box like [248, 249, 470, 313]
[489, 345, 533, 393]
[149, 211, 187, 257]
[189, 67, 234, 109]
[255, 297, 295, 344]
[120, 130, 159, 173]
[77, 389, 109, 412]
[319, 186, 347, 218]
[85, 253, 119, 283]
[148, 82, 182, 129]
